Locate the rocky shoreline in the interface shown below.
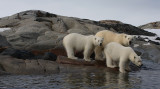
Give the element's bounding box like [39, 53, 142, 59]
[0, 10, 160, 75]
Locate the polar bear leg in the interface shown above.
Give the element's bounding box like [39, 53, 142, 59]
[112, 61, 118, 67]
[119, 58, 126, 73]
[105, 51, 116, 68]
[66, 46, 78, 59]
[126, 62, 131, 71]
[95, 46, 103, 60]
[83, 47, 92, 61]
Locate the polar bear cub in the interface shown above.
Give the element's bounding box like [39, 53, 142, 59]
[104, 42, 142, 73]
[63, 33, 104, 61]
[95, 30, 134, 60]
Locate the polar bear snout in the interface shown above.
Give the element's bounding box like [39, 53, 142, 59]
[129, 41, 132, 45]
[138, 62, 143, 67]
[136, 60, 143, 67]
[100, 43, 102, 46]
[139, 64, 143, 68]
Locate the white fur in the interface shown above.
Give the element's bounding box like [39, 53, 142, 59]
[95, 30, 134, 60]
[63, 33, 103, 61]
[104, 42, 142, 73]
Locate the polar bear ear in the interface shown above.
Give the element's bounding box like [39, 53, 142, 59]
[138, 56, 142, 59]
[95, 38, 96, 40]
[125, 35, 127, 38]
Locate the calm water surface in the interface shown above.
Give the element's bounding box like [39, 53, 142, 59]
[0, 60, 160, 89]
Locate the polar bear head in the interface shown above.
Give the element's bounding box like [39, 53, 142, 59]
[129, 52, 143, 67]
[94, 36, 104, 46]
[122, 34, 134, 46]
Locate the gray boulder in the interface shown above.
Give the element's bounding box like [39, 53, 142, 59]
[133, 41, 160, 64]
[0, 55, 59, 74]
[0, 35, 11, 47]
[0, 10, 155, 50]
[139, 21, 160, 29]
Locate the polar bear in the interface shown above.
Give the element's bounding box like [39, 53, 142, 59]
[104, 42, 142, 73]
[95, 30, 134, 60]
[63, 33, 104, 61]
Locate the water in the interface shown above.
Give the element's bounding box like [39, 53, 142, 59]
[0, 59, 160, 89]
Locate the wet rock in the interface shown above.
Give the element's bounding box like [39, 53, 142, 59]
[57, 56, 140, 72]
[43, 52, 57, 61]
[1, 48, 35, 59]
[155, 37, 160, 40]
[133, 41, 160, 64]
[57, 56, 106, 67]
[31, 48, 67, 57]
[148, 40, 160, 45]
[0, 47, 7, 53]
[0, 48, 59, 61]
[0, 55, 141, 74]
[0, 55, 59, 74]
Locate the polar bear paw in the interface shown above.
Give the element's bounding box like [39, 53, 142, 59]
[68, 56, 78, 60]
[84, 58, 92, 62]
[107, 65, 116, 68]
[126, 67, 131, 72]
[119, 69, 127, 73]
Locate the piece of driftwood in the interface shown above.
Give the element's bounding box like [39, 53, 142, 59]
[56, 56, 106, 67]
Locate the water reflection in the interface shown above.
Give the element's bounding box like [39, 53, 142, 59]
[0, 71, 143, 89]
[1, 59, 160, 89]
[61, 70, 142, 89]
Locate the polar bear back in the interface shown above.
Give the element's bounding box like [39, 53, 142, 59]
[105, 42, 133, 61]
[63, 33, 94, 51]
[96, 30, 122, 46]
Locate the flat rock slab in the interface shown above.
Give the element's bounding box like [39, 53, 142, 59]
[0, 55, 140, 75]
[0, 55, 59, 74]
[56, 56, 141, 72]
[56, 56, 106, 67]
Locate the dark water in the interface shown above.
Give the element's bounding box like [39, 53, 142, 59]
[0, 60, 160, 89]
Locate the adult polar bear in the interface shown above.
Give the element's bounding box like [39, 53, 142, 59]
[63, 33, 104, 61]
[104, 42, 142, 73]
[95, 30, 134, 60]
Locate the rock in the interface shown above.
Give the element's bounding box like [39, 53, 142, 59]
[0, 55, 59, 74]
[148, 40, 160, 45]
[0, 35, 11, 47]
[1, 48, 35, 59]
[155, 37, 160, 40]
[0, 70, 10, 75]
[57, 56, 106, 67]
[0, 10, 159, 73]
[31, 48, 66, 57]
[0, 55, 141, 74]
[133, 41, 160, 64]
[139, 21, 160, 29]
[51, 17, 67, 32]
[0, 10, 155, 50]
[0, 47, 7, 53]
[98, 21, 156, 36]
[99, 20, 123, 25]
[0, 48, 58, 61]
[43, 52, 57, 61]
[56, 56, 140, 71]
